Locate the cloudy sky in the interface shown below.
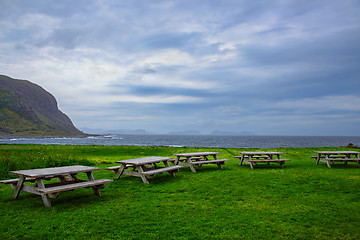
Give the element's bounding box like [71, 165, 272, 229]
[1, 0, 360, 135]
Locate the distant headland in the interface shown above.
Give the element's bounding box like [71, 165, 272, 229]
[0, 74, 86, 138]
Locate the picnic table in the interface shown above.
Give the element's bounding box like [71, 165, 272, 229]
[312, 151, 360, 168]
[172, 152, 230, 172]
[234, 152, 290, 169]
[0, 165, 113, 207]
[106, 156, 182, 184]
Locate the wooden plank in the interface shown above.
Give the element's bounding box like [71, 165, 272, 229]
[318, 158, 360, 168]
[246, 159, 291, 162]
[36, 178, 52, 207]
[163, 158, 175, 177]
[36, 179, 113, 194]
[314, 156, 348, 159]
[86, 172, 101, 197]
[21, 184, 43, 196]
[115, 156, 173, 165]
[106, 164, 133, 171]
[314, 151, 360, 154]
[190, 159, 230, 165]
[106, 166, 122, 170]
[12, 176, 25, 199]
[172, 152, 221, 157]
[248, 156, 272, 159]
[44, 180, 85, 188]
[239, 152, 284, 155]
[322, 158, 360, 161]
[0, 177, 36, 184]
[121, 169, 141, 177]
[137, 165, 149, 184]
[115, 165, 127, 179]
[9, 165, 100, 178]
[326, 160, 332, 168]
[141, 166, 183, 175]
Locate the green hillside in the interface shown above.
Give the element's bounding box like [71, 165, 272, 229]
[0, 75, 85, 137]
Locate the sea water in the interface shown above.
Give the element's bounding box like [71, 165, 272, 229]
[1, 135, 360, 148]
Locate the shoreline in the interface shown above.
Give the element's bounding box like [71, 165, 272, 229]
[0, 135, 359, 149]
[0, 133, 102, 139]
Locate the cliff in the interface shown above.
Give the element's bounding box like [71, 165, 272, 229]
[0, 74, 85, 137]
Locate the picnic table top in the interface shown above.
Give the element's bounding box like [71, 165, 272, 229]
[172, 152, 222, 157]
[313, 151, 360, 154]
[239, 151, 284, 155]
[115, 156, 173, 165]
[9, 165, 100, 178]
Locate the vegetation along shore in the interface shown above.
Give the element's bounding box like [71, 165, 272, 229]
[0, 144, 359, 239]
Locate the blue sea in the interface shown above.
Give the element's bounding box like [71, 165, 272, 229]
[1, 134, 360, 148]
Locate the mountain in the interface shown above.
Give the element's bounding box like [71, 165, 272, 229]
[0, 74, 85, 137]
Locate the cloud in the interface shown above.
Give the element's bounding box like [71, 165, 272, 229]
[274, 96, 360, 113]
[0, 0, 359, 135]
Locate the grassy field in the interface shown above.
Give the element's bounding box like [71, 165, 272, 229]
[0, 144, 359, 239]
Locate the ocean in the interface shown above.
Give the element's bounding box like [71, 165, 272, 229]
[1, 134, 360, 148]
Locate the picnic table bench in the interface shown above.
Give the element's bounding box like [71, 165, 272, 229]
[312, 151, 360, 168]
[106, 156, 182, 184]
[234, 152, 290, 169]
[0, 165, 113, 207]
[172, 152, 230, 172]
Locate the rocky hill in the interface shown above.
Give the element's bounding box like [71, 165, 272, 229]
[0, 74, 86, 137]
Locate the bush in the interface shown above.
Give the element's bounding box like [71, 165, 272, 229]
[346, 143, 360, 148]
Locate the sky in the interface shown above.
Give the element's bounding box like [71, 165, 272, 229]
[1, 0, 360, 136]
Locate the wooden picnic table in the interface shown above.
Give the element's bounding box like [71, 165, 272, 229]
[0, 165, 113, 207]
[234, 152, 290, 169]
[106, 156, 182, 184]
[172, 152, 230, 172]
[312, 151, 360, 168]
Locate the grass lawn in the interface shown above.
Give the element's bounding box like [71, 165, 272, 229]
[0, 145, 359, 239]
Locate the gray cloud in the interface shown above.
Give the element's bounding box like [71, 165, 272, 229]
[1, 0, 359, 135]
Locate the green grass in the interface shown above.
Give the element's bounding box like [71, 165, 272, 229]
[0, 145, 359, 239]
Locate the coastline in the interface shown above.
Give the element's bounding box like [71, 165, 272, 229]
[0, 133, 101, 139]
[1, 134, 359, 149]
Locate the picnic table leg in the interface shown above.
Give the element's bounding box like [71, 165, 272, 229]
[36, 179, 52, 207]
[344, 153, 352, 165]
[137, 165, 150, 184]
[249, 162, 255, 169]
[67, 174, 82, 182]
[115, 164, 126, 179]
[188, 157, 197, 173]
[274, 154, 281, 166]
[86, 172, 102, 197]
[163, 161, 176, 177]
[239, 155, 244, 165]
[57, 175, 66, 182]
[12, 175, 25, 199]
[174, 156, 180, 165]
[355, 154, 360, 166]
[316, 154, 321, 165]
[326, 160, 332, 168]
[265, 154, 271, 165]
[248, 155, 255, 169]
